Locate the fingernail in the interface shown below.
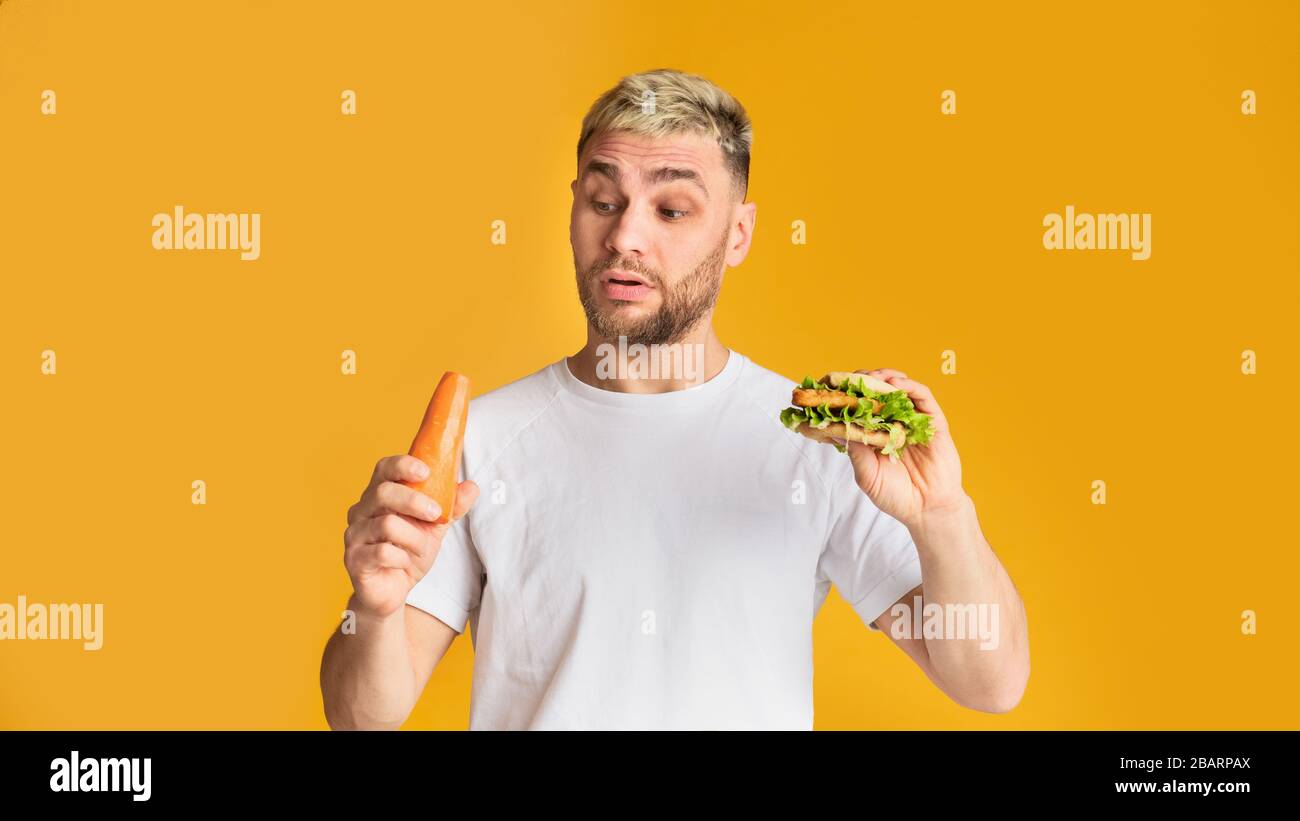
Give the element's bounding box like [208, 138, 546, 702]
[427, 500, 441, 518]
[414, 462, 429, 478]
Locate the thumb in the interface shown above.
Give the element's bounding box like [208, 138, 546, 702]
[845, 440, 878, 481]
[450, 480, 480, 521]
[421, 480, 480, 537]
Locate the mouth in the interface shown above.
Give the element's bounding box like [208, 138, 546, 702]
[599, 270, 654, 302]
[601, 270, 652, 288]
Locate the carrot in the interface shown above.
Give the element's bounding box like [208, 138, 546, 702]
[402, 371, 471, 525]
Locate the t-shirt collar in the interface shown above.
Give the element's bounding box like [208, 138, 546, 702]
[553, 347, 746, 409]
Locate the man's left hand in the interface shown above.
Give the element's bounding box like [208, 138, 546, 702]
[837, 368, 969, 529]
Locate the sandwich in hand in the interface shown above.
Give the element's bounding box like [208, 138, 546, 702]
[778, 371, 935, 459]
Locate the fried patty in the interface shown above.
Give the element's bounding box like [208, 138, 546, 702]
[791, 389, 884, 414]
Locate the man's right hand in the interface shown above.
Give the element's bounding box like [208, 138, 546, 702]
[343, 455, 479, 620]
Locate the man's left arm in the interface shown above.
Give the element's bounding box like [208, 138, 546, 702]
[873, 498, 1029, 713]
[840, 368, 1029, 714]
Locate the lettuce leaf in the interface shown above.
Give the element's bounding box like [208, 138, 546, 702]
[781, 374, 936, 456]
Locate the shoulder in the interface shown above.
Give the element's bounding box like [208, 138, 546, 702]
[460, 360, 565, 468]
[467, 360, 562, 418]
[732, 353, 853, 493]
[734, 353, 805, 405]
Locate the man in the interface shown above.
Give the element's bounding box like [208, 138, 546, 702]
[320, 68, 1029, 730]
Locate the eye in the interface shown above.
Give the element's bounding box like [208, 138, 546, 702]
[592, 200, 618, 214]
[660, 208, 689, 220]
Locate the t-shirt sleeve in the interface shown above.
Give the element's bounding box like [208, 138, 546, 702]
[405, 512, 482, 635]
[815, 463, 924, 632]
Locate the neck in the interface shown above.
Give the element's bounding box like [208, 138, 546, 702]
[567, 321, 730, 394]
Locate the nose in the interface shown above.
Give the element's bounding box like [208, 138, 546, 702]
[603, 204, 651, 261]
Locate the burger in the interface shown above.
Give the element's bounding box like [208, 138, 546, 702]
[778, 371, 935, 459]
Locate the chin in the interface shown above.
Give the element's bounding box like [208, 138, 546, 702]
[597, 312, 655, 337]
[601, 295, 657, 312]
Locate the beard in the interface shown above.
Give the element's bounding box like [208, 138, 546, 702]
[575, 228, 728, 347]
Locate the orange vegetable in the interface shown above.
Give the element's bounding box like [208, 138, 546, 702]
[403, 371, 470, 524]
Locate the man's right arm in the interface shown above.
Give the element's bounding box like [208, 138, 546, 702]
[320, 453, 480, 730]
[320, 599, 459, 730]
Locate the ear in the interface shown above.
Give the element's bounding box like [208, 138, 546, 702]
[726, 201, 758, 266]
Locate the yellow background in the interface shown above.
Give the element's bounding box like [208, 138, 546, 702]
[1, 0, 1296, 729]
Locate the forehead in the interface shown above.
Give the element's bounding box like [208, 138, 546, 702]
[579, 130, 724, 194]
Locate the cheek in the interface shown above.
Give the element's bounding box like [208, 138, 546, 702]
[571, 212, 602, 250]
[571, 228, 604, 274]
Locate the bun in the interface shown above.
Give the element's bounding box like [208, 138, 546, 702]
[820, 371, 899, 394]
[790, 419, 902, 447]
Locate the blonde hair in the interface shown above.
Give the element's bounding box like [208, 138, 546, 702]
[576, 68, 753, 202]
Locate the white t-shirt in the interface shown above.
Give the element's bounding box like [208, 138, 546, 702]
[405, 348, 924, 729]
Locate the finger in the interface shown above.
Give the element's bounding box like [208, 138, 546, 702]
[369, 541, 415, 572]
[345, 539, 414, 577]
[376, 454, 431, 488]
[882, 376, 946, 423]
[356, 513, 431, 560]
[364, 480, 444, 523]
[353, 455, 430, 524]
[856, 367, 908, 381]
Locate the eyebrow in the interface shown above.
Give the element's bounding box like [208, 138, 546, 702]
[583, 159, 710, 201]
